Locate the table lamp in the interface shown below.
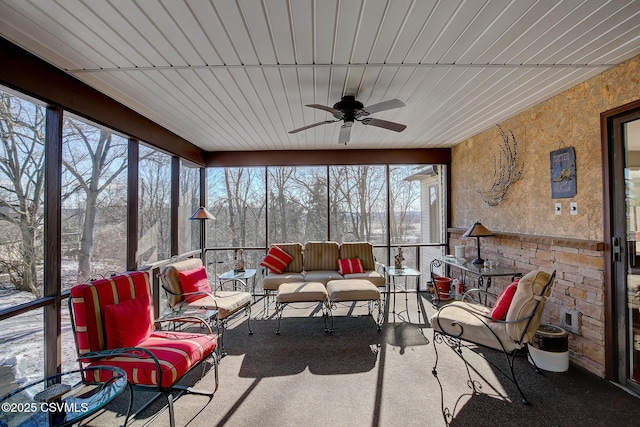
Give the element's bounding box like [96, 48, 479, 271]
[462, 221, 494, 265]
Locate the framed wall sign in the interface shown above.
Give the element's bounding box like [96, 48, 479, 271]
[550, 147, 576, 198]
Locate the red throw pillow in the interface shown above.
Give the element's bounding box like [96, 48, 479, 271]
[260, 245, 294, 274]
[490, 280, 519, 320]
[178, 266, 211, 302]
[337, 258, 365, 274]
[104, 295, 152, 349]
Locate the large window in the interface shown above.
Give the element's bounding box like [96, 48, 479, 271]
[179, 161, 201, 254]
[61, 114, 128, 283]
[0, 90, 46, 385]
[330, 165, 387, 243]
[268, 166, 328, 243]
[207, 164, 446, 253]
[138, 145, 172, 265]
[208, 167, 266, 249]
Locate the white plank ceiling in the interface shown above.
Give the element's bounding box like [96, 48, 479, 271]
[1, 0, 640, 151]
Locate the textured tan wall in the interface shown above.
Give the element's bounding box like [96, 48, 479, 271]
[450, 54, 640, 377]
[452, 55, 640, 241]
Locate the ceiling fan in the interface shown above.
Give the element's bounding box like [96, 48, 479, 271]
[288, 95, 407, 145]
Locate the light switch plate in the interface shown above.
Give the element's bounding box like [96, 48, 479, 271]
[570, 202, 577, 215]
[555, 202, 561, 215]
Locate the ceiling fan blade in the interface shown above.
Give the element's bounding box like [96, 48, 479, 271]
[306, 104, 343, 118]
[362, 99, 405, 115]
[338, 122, 352, 145]
[288, 120, 337, 134]
[361, 118, 407, 132]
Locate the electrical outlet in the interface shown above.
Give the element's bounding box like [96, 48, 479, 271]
[555, 202, 561, 215]
[570, 202, 578, 215]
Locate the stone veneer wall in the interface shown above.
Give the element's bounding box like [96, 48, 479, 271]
[450, 54, 640, 377]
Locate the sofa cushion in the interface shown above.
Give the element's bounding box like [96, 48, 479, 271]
[261, 245, 294, 274]
[505, 270, 551, 343]
[85, 330, 217, 389]
[339, 242, 376, 270]
[337, 258, 365, 274]
[104, 294, 153, 349]
[178, 266, 211, 302]
[343, 270, 386, 288]
[304, 241, 339, 271]
[263, 272, 306, 291]
[490, 280, 519, 320]
[303, 270, 344, 284]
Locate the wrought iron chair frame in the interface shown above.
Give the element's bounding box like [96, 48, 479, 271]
[431, 270, 556, 405]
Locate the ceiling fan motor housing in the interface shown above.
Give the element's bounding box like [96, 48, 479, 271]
[333, 95, 363, 122]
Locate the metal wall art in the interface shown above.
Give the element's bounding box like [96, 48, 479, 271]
[550, 147, 576, 198]
[476, 125, 524, 206]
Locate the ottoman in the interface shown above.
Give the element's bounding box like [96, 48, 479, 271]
[326, 279, 383, 331]
[275, 282, 329, 334]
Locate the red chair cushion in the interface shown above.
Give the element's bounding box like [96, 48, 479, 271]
[490, 280, 519, 320]
[260, 245, 294, 274]
[84, 331, 217, 389]
[337, 258, 365, 274]
[104, 294, 153, 349]
[178, 266, 211, 302]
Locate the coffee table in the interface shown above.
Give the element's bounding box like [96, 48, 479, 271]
[0, 366, 128, 427]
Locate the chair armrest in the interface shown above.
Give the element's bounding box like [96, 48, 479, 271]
[161, 284, 220, 311]
[155, 315, 213, 334]
[461, 288, 498, 307]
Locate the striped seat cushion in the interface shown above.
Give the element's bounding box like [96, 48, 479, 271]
[83, 331, 217, 389]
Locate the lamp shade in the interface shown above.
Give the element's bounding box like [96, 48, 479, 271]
[462, 221, 494, 238]
[189, 206, 215, 220]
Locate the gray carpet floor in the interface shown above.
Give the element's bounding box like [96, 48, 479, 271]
[81, 293, 640, 427]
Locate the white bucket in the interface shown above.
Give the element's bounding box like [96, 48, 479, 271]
[527, 325, 569, 372]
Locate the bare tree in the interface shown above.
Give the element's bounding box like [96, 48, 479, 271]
[331, 166, 385, 242]
[0, 92, 45, 294]
[62, 118, 127, 281]
[389, 166, 421, 242]
[268, 167, 295, 242]
[223, 168, 264, 247]
[138, 150, 171, 263]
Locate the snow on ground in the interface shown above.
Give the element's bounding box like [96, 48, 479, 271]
[0, 261, 119, 390]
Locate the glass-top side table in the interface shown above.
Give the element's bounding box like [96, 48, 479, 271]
[430, 256, 521, 304]
[218, 268, 257, 299]
[384, 266, 421, 314]
[0, 366, 128, 427]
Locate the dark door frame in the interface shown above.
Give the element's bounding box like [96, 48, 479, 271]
[601, 99, 640, 381]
